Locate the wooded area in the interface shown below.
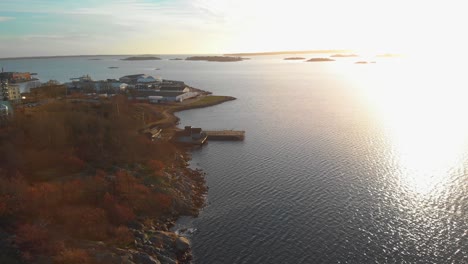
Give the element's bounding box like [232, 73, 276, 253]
[0, 95, 188, 263]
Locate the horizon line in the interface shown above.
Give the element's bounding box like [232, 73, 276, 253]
[0, 49, 362, 60]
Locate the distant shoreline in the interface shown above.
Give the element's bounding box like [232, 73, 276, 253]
[0, 50, 353, 60]
[224, 49, 352, 56]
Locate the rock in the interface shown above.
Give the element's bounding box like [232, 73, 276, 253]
[150, 231, 176, 247]
[132, 252, 161, 264]
[128, 221, 145, 230]
[120, 254, 136, 264]
[175, 237, 191, 252]
[306, 57, 335, 62]
[133, 230, 147, 241]
[185, 56, 246, 62]
[94, 251, 122, 263]
[157, 254, 177, 264]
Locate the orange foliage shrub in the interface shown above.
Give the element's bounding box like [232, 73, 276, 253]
[102, 193, 135, 225]
[0, 199, 7, 216]
[22, 183, 61, 219]
[61, 179, 85, 205]
[15, 224, 51, 258]
[63, 155, 86, 173]
[57, 206, 109, 240]
[153, 193, 173, 212]
[111, 225, 133, 246]
[147, 159, 165, 173]
[0, 176, 27, 217]
[54, 248, 93, 264]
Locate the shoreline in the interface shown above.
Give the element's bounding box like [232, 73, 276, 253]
[134, 93, 236, 263]
[0, 91, 235, 264]
[142, 94, 236, 129]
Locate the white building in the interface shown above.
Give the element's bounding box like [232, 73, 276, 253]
[7, 85, 21, 103]
[137, 75, 159, 83]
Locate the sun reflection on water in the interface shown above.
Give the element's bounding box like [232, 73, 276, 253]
[342, 57, 468, 196]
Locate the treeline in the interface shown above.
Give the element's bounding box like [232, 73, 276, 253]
[0, 96, 178, 263]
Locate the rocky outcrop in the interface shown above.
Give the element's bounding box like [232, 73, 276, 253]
[284, 57, 305, 60]
[122, 56, 162, 61]
[175, 237, 190, 252]
[185, 56, 246, 62]
[133, 252, 161, 264]
[306, 58, 335, 62]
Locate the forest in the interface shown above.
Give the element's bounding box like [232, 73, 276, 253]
[0, 93, 199, 263]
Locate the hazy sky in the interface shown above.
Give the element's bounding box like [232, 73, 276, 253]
[0, 0, 466, 57]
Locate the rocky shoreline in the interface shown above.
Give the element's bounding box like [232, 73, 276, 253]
[108, 95, 234, 264]
[82, 165, 206, 264]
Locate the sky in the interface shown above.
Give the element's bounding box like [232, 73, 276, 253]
[0, 0, 467, 57]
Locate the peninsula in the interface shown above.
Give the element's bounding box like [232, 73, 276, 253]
[0, 76, 235, 264]
[185, 56, 247, 62]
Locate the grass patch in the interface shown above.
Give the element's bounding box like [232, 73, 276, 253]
[182, 95, 235, 108]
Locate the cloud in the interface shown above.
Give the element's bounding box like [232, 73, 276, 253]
[0, 16, 14, 22]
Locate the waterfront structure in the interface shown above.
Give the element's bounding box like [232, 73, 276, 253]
[64, 74, 197, 102]
[137, 75, 160, 84]
[159, 83, 190, 93]
[0, 71, 41, 93]
[174, 126, 207, 145]
[1, 77, 8, 101]
[7, 85, 21, 103]
[119, 74, 145, 84]
[133, 90, 199, 102]
[204, 130, 245, 141]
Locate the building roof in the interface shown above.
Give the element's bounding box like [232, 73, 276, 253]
[134, 91, 185, 97]
[121, 74, 145, 79]
[160, 84, 187, 91]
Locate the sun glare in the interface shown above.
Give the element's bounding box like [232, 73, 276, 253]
[350, 58, 468, 195]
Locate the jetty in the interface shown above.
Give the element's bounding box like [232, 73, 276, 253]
[204, 130, 245, 141]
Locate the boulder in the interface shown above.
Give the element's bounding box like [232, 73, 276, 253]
[175, 237, 191, 252]
[149, 231, 175, 248]
[157, 254, 177, 264]
[132, 252, 161, 264]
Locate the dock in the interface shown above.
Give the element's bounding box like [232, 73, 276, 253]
[204, 130, 245, 141]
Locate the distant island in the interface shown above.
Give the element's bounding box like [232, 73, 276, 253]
[170, 58, 183, 60]
[185, 56, 246, 62]
[89, 58, 102, 60]
[122, 56, 162, 61]
[108, 66, 119, 69]
[306, 58, 335, 62]
[355, 61, 376, 64]
[376, 53, 401, 58]
[284, 57, 305, 60]
[225, 49, 351, 56]
[330, 54, 358, 57]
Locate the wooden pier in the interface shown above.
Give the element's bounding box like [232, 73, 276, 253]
[204, 130, 245, 141]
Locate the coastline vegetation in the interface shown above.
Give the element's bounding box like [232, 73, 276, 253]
[0, 84, 229, 263]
